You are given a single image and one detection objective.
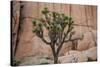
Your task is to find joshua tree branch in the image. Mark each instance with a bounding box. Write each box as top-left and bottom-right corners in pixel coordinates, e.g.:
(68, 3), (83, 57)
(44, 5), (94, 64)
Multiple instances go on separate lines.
(56, 22), (72, 54)
(41, 37), (51, 45)
(56, 32), (68, 55)
(36, 28), (51, 45)
(64, 37), (82, 42)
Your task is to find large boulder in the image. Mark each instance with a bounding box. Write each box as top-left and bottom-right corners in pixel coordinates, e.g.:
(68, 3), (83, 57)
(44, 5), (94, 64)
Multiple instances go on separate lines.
(76, 29), (97, 51)
(58, 55), (75, 63)
(82, 47), (97, 61)
(31, 36), (53, 59)
(15, 2), (45, 59)
(58, 50), (88, 63)
(59, 42), (73, 56)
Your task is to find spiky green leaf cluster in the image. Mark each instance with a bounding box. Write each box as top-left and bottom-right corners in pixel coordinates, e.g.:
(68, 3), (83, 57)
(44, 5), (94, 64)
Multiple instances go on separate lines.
(32, 7), (74, 35)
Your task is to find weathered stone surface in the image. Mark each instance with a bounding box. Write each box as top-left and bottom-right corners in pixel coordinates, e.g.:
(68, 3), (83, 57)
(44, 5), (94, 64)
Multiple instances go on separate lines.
(15, 2), (53, 60)
(58, 55), (75, 63)
(65, 50), (82, 56)
(58, 50), (88, 63)
(31, 36), (53, 59)
(20, 56), (53, 65)
(75, 28), (97, 51)
(59, 42), (72, 56)
(82, 47), (97, 61)
(15, 18), (35, 59)
(11, 1), (20, 57)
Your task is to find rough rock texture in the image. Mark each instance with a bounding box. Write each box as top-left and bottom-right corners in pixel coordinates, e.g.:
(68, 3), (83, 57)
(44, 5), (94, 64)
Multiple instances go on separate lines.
(15, 2), (51, 60)
(31, 36), (53, 59)
(65, 50), (82, 56)
(59, 42), (72, 56)
(58, 50), (88, 63)
(20, 56), (53, 65)
(82, 47), (97, 61)
(11, 1), (20, 57)
(77, 29), (97, 51)
(58, 55), (76, 63)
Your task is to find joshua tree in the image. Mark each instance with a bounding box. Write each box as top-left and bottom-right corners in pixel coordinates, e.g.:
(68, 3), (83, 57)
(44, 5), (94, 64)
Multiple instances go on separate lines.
(32, 7), (83, 64)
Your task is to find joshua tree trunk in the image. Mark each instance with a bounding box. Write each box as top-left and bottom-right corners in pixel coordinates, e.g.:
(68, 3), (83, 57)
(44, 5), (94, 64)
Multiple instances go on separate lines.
(54, 54), (58, 64)
(50, 45), (58, 64)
